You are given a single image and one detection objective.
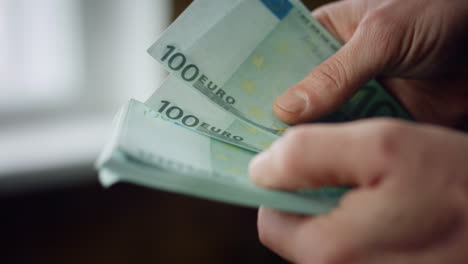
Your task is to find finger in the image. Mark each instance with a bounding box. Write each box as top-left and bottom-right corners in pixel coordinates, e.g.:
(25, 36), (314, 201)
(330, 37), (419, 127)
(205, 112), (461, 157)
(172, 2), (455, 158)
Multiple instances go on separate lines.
(257, 207), (309, 261)
(312, 0), (363, 43)
(274, 11), (391, 124)
(249, 119), (410, 191)
(258, 189), (382, 263)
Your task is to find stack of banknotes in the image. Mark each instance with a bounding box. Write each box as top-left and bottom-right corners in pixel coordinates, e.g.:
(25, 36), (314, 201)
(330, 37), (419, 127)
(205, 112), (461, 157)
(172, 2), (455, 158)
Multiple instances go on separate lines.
(96, 0), (410, 215)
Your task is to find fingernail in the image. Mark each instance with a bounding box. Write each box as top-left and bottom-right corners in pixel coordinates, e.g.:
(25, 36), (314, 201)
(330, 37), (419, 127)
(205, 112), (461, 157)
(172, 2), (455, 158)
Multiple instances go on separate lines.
(249, 150), (272, 185)
(276, 90), (307, 114)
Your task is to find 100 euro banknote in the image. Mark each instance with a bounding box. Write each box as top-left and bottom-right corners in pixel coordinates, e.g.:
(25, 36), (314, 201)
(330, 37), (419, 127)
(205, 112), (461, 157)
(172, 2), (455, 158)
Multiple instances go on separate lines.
(146, 75), (279, 152)
(148, 0), (411, 135)
(97, 99), (347, 214)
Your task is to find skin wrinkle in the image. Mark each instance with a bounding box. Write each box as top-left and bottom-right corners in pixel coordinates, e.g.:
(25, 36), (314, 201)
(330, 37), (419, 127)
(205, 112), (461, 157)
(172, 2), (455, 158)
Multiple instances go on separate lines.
(388, 13), (417, 76)
(313, 58), (349, 102)
(392, 1), (434, 74)
(359, 12), (398, 73)
(404, 16), (440, 78)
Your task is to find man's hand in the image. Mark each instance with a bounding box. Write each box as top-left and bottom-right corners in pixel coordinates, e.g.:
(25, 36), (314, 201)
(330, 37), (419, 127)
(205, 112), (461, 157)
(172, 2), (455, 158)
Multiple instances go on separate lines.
(249, 0), (468, 262)
(249, 119), (468, 263)
(273, 0), (468, 128)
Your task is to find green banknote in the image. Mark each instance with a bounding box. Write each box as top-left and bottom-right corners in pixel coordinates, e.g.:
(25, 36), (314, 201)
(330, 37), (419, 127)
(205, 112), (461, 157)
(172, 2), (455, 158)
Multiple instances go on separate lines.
(97, 99), (346, 215)
(97, 0), (417, 214)
(148, 0), (411, 135)
(146, 75), (279, 152)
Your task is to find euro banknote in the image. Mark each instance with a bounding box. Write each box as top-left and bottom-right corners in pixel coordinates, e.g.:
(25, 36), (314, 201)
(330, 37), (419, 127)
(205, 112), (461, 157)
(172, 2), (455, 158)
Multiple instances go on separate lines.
(148, 0), (411, 135)
(97, 99), (347, 215)
(145, 75), (279, 152)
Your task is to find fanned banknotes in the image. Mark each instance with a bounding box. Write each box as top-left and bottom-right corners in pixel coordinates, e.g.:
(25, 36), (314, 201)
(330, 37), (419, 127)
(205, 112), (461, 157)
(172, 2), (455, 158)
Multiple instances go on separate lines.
(145, 75), (279, 152)
(148, 0), (410, 136)
(97, 100), (346, 214)
(97, 0), (411, 214)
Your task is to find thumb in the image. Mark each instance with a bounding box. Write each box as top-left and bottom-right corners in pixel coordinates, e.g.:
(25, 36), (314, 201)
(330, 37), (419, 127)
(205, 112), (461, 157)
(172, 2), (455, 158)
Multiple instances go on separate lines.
(274, 16), (389, 124)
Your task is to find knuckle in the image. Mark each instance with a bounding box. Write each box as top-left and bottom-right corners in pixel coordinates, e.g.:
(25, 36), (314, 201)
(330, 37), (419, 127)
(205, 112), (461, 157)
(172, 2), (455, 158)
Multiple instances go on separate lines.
(368, 119), (408, 168)
(361, 7), (394, 31)
(274, 126), (310, 182)
(348, 5), (405, 72)
(360, 6), (402, 47)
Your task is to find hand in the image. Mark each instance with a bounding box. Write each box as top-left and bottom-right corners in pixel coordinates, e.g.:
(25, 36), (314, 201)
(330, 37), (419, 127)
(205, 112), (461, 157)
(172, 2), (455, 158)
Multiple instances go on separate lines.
(274, 0), (468, 128)
(249, 119), (468, 263)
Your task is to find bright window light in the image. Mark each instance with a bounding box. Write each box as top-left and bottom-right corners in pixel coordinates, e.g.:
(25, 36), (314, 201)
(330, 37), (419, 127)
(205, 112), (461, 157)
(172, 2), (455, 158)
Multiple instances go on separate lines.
(0, 0), (171, 186)
(0, 0), (82, 114)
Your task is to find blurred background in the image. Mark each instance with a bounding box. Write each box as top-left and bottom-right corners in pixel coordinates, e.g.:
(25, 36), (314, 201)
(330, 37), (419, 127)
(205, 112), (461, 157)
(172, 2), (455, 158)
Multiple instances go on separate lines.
(1, 0), (328, 263)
